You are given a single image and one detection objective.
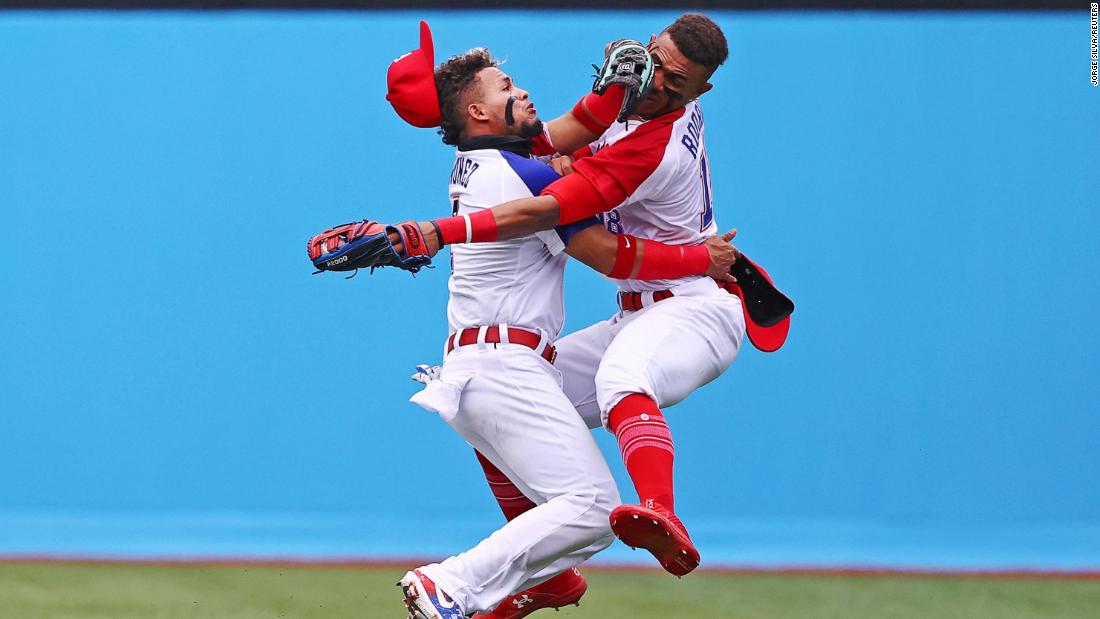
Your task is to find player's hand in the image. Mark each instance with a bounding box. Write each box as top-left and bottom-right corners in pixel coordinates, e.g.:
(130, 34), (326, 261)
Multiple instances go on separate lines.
(549, 155), (576, 177)
(388, 222), (441, 258)
(308, 220), (431, 275)
(603, 38), (639, 58)
(593, 39), (654, 122)
(703, 229), (740, 282)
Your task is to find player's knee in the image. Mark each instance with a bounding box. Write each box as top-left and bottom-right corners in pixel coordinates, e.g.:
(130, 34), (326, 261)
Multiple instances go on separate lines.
(568, 483), (615, 518)
(564, 483), (618, 539)
(588, 529), (617, 555)
(581, 486), (618, 553)
(591, 480), (620, 520)
(594, 361), (653, 415)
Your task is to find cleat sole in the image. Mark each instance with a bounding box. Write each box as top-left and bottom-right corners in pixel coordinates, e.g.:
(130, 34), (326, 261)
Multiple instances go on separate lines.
(470, 569), (586, 618)
(610, 505), (700, 577)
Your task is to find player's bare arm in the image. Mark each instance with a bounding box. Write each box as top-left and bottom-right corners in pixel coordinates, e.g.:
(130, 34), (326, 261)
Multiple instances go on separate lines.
(541, 89), (624, 154)
(407, 111), (675, 256)
(374, 18), (745, 291)
(543, 114), (599, 155)
(400, 194), (559, 257)
(541, 39), (656, 155)
(407, 33), (717, 257)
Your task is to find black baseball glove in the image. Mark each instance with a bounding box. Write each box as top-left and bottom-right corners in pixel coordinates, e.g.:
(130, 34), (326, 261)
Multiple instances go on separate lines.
(592, 39), (655, 123)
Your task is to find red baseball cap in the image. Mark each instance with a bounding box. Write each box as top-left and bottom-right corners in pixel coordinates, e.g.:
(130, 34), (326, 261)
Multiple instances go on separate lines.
(386, 20), (441, 128)
(726, 256), (792, 353)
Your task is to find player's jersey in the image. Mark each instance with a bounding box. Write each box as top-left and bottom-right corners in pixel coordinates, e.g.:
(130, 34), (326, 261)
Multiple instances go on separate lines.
(578, 100), (718, 293)
(446, 136), (590, 341)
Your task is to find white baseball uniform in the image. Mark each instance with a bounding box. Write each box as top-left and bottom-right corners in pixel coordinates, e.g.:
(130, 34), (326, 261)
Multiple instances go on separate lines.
(409, 136), (618, 614)
(556, 101), (747, 429)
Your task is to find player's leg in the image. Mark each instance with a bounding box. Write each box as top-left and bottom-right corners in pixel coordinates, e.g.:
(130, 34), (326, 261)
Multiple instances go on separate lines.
(467, 439), (613, 584)
(595, 284), (745, 575)
(468, 442), (600, 619)
(554, 317), (618, 429)
(470, 318), (616, 526)
(467, 451), (592, 619)
(598, 285), (745, 415)
(475, 449), (538, 520)
(415, 347), (619, 614)
(465, 321), (616, 618)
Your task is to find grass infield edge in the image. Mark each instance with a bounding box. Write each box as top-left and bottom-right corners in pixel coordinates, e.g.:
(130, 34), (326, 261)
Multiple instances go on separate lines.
(2, 553), (1098, 581)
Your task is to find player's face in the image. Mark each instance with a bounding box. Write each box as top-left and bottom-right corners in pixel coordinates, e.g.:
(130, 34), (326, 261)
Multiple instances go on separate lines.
(635, 32), (714, 120)
(471, 67), (543, 138)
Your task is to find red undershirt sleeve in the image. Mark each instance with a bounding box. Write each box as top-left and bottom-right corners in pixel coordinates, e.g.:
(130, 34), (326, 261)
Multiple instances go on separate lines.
(540, 107), (685, 224)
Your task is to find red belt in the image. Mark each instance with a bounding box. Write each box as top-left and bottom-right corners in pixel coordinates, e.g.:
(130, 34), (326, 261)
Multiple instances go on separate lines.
(617, 289), (675, 312)
(446, 326), (557, 364)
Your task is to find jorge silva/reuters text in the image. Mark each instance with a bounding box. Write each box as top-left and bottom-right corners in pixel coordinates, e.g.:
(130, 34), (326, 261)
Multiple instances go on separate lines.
(1092, 3), (1098, 86)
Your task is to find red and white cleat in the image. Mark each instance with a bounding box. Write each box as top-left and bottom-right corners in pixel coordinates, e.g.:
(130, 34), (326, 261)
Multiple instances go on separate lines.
(471, 567), (587, 618)
(397, 569), (466, 619)
(610, 504), (700, 576)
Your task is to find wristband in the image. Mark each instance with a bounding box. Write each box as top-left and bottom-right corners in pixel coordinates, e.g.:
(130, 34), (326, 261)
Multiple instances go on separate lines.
(608, 234), (639, 279)
(572, 84), (627, 134)
(636, 242), (711, 280)
(432, 209), (499, 245)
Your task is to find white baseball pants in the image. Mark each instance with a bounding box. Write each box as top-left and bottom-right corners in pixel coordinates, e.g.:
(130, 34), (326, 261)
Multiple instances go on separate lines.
(410, 344), (619, 614)
(555, 277), (747, 430)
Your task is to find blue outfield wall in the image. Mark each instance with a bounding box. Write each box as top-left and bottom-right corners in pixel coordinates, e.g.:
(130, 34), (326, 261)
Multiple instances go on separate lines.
(1, 10), (1098, 570)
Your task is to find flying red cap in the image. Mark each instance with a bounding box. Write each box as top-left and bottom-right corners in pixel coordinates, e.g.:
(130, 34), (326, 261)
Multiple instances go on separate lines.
(726, 256), (792, 353)
(386, 20), (441, 128)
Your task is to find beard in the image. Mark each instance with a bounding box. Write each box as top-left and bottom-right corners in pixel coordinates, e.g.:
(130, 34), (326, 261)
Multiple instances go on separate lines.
(518, 118), (544, 139)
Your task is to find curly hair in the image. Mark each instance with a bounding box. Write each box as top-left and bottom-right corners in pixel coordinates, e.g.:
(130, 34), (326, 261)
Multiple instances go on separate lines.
(434, 48), (499, 146)
(664, 13), (728, 74)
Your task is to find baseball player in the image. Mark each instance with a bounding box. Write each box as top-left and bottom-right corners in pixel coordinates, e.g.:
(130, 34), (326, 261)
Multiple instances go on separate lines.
(392, 15), (789, 585)
(379, 23), (741, 619)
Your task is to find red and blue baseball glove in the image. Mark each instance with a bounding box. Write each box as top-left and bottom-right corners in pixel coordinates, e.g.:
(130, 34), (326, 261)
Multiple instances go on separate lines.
(307, 220), (432, 275)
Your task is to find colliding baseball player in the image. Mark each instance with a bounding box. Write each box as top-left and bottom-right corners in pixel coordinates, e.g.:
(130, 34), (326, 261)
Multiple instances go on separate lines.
(307, 14), (793, 619)
(310, 21), (741, 619)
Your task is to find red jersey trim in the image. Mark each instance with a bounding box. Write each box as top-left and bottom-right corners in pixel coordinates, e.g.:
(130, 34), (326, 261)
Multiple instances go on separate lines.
(542, 171), (609, 224)
(571, 107), (685, 210)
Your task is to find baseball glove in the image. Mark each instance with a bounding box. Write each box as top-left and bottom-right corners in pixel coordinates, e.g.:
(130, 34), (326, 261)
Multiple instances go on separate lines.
(307, 220), (432, 275)
(592, 39), (655, 123)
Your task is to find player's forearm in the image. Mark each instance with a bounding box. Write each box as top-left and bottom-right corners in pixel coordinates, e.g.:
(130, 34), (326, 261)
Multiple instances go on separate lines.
(490, 196), (562, 239)
(425, 196), (561, 251)
(566, 226), (711, 280)
(423, 168), (617, 254)
(544, 85), (628, 154)
(545, 114), (600, 156)
(563, 225), (618, 274)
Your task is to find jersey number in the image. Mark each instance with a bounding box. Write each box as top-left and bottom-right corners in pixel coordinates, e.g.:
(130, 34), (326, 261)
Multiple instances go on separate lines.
(699, 152), (714, 231)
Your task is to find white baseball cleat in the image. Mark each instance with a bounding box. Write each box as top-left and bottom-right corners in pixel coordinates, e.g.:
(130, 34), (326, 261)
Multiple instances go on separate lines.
(398, 569), (466, 619)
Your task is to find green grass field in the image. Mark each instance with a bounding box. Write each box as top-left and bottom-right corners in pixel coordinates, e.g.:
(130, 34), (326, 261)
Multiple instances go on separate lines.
(2, 561), (1099, 619)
